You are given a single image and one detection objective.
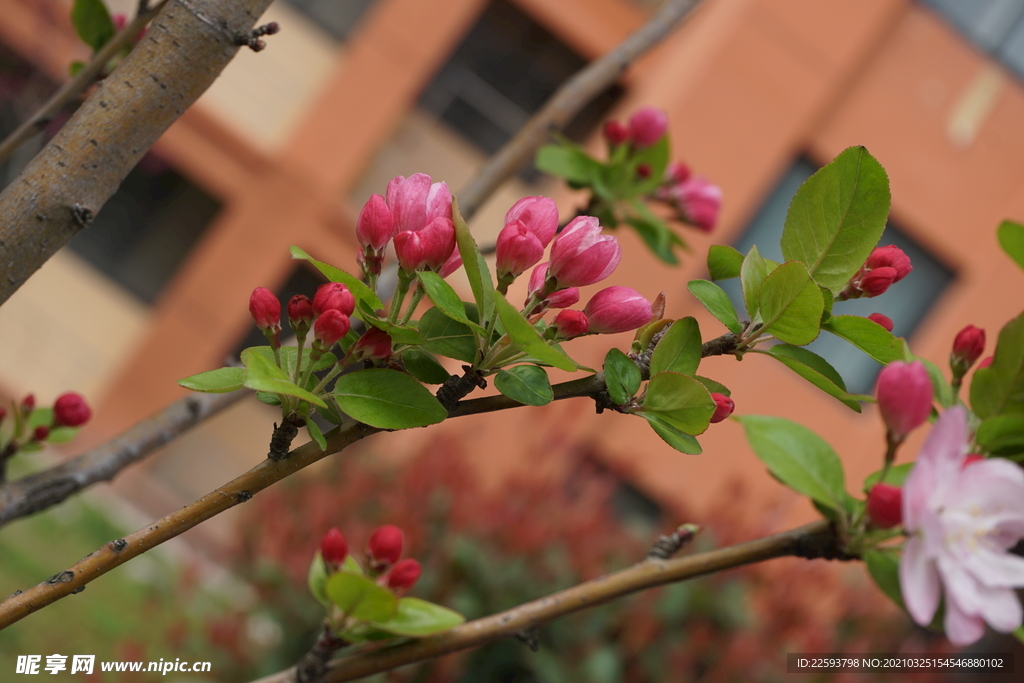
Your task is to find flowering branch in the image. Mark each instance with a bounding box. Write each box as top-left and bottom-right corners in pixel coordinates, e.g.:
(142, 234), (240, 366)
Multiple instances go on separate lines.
(248, 520), (841, 683)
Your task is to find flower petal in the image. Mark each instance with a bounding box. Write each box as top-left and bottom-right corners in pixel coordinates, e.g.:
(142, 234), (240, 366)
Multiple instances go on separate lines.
(944, 589), (987, 646)
(962, 545), (1024, 588)
(900, 536), (941, 626)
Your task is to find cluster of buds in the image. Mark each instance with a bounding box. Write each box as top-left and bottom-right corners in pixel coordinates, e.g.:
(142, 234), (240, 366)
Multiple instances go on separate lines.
(545, 286), (654, 340)
(318, 524), (422, 595)
(656, 165), (722, 233)
(838, 245), (913, 300)
(249, 283), (370, 361)
(0, 392), (92, 464)
(602, 106), (669, 149)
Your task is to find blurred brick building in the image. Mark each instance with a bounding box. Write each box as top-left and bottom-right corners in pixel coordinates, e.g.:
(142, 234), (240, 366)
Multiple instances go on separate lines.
(1, 0), (1023, 551)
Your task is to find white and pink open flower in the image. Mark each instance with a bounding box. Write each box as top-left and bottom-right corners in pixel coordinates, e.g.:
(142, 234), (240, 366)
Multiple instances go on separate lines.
(899, 406), (1024, 645)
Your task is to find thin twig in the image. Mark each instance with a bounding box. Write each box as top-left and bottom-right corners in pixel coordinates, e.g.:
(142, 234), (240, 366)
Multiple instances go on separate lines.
(249, 520), (841, 683)
(0, 390), (243, 527)
(456, 0), (702, 218)
(0, 0), (170, 165)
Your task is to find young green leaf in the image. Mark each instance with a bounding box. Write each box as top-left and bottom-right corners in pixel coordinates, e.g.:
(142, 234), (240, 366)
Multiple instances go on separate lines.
(240, 348), (327, 408)
(695, 375), (731, 397)
(178, 366), (246, 393)
(740, 245), (771, 320)
(997, 220), (1024, 272)
(629, 136), (670, 194)
(534, 144), (602, 184)
(640, 412), (703, 454)
(290, 246), (383, 311)
(369, 597), (465, 637)
(332, 369), (448, 429)
(401, 349), (452, 384)
(650, 317), (702, 377)
(358, 303), (426, 346)
(452, 199), (495, 327)
(625, 213), (678, 265)
(325, 572), (398, 622)
(971, 310), (1024, 419)
(757, 261), (823, 345)
(640, 371), (716, 435)
(418, 307), (478, 363)
(821, 315), (903, 364)
(72, 0), (115, 52)
(686, 280), (742, 335)
(416, 271), (481, 330)
(494, 293), (576, 372)
(307, 552), (329, 606)
(707, 245), (744, 280)
(780, 146), (891, 292)
(306, 417), (327, 451)
(735, 415), (847, 515)
(862, 462), (915, 492)
(863, 549), (905, 609)
(752, 347), (862, 413)
(976, 415), (1024, 456)
(494, 365), (553, 406)
(603, 348), (642, 405)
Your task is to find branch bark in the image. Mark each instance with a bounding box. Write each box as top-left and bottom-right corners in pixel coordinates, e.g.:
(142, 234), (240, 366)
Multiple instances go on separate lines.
(0, 0), (275, 307)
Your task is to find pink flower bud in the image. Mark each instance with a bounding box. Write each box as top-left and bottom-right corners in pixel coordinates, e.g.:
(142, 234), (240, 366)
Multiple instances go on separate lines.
(53, 392), (91, 427)
(867, 313), (894, 332)
(112, 13), (127, 31)
(314, 310), (350, 347)
(951, 325), (985, 367)
(351, 328), (392, 361)
(628, 107), (668, 148)
(438, 250), (463, 278)
(394, 217), (457, 273)
(320, 527), (349, 569)
(876, 361), (933, 440)
(676, 177), (722, 232)
(21, 394), (35, 414)
(385, 174), (451, 234)
(603, 120), (630, 145)
(313, 283), (355, 317)
(858, 267), (897, 297)
(582, 286), (652, 334)
(356, 194), (395, 251)
(33, 425), (49, 441)
(249, 287), (281, 330)
(496, 220), (545, 278)
(666, 161), (691, 184)
(288, 295), (314, 327)
(709, 393), (735, 423)
(866, 483), (903, 528)
(526, 264), (580, 309)
(548, 216), (621, 288)
(550, 310), (589, 339)
(505, 196), (559, 247)
(866, 245), (912, 283)
(367, 525), (404, 569)
(978, 356), (993, 369)
(385, 559), (422, 593)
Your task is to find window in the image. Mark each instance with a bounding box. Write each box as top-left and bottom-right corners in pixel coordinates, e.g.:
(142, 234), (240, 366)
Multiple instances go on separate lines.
(282, 0), (376, 41)
(719, 160), (954, 395)
(920, 0), (1024, 79)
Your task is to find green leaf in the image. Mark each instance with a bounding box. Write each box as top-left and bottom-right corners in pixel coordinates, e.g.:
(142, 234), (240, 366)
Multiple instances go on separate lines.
(976, 415), (1024, 456)
(332, 368), (447, 429)
(997, 220), (1024, 272)
(780, 146), (891, 292)
(494, 365), (553, 406)
(315, 397), (347, 425)
(255, 391), (282, 406)
(686, 280), (742, 335)
(69, 60), (86, 77)
(863, 462), (914, 492)
(640, 371), (716, 435)
(650, 317), (702, 377)
(494, 293), (576, 372)
(707, 245), (744, 280)
(640, 412), (703, 454)
(46, 427), (79, 444)
(913, 356), (955, 409)
(27, 408), (54, 430)
(178, 366), (245, 393)
(240, 348), (327, 408)
(325, 572), (398, 622)
(740, 245), (771, 320)
(695, 375), (730, 397)
(249, 346), (337, 378)
(736, 415), (847, 514)
(753, 347), (862, 412)
(534, 143), (602, 184)
(369, 597), (465, 637)
(416, 271), (480, 330)
(307, 552), (329, 606)
(401, 349), (452, 384)
(628, 136), (670, 194)
(971, 310), (1024, 419)
(757, 261), (823, 345)
(452, 199), (495, 327)
(290, 246), (383, 311)
(358, 304), (426, 346)
(863, 549), (905, 610)
(418, 307), (478, 363)
(821, 315), (903, 364)
(625, 213), (679, 265)
(603, 348), (642, 405)
(306, 417), (327, 450)
(72, 0), (115, 52)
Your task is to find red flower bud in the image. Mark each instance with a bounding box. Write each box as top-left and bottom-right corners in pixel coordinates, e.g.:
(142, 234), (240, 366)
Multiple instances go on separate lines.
(385, 558), (421, 593)
(963, 453), (986, 468)
(548, 217), (621, 288)
(356, 194), (396, 251)
(602, 120), (630, 146)
(582, 286), (653, 335)
(320, 527), (349, 569)
(249, 287), (281, 330)
(866, 245), (912, 282)
(951, 325), (985, 368)
(628, 106), (668, 148)
(351, 328), (392, 362)
(0, 407), (6, 422)
(709, 393), (735, 423)
(858, 267), (898, 297)
(313, 283), (355, 317)
(666, 161), (691, 184)
(866, 483), (903, 528)
(636, 163), (652, 180)
(313, 310), (350, 347)
(367, 525), (404, 569)
(53, 392), (91, 427)
(33, 425), (49, 441)
(550, 310), (590, 339)
(867, 313), (894, 332)
(876, 361), (933, 440)
(495, 220), (544, 279)
(394, 217), (457, 273)
(20, 394), (35, 414)
(505, 196), (559, 247)
(288, 295), (314, 327)
(526, 263), (579, 309)
(978, 356), (994, 369)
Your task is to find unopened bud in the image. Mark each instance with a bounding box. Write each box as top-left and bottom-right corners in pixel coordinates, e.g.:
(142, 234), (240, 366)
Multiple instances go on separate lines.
(384, 558), (422, 593)
(859, 267), (897, 297)
(866, 245), (912, 282)
(549, 310), (590, 340)
(978, 356), (994, 369)
(288, 294), (314, 330)
(867, 313), (894, 332)
(350, 328), (392, 362)
(582, 286), (652, 334)
(636, 163), (652, 180)
(866, 483), (902, 528)
(33, 425), (49, 442)
(876, 361), (933, 441)
(249, 287), (281, 330)
(603, 120), (629, 146)
(709, 393), (734, 423)
(666, 161), (691, 184)
(53, 392), (91, 427)
(367, 525), (403, 570)
(950, 325), (985, 372)
(21, 394), (35, 414)
(314, 310), (350, 347)
(628, 107), (668, 148)
(356, 194), (395, 251)
(313, 283), (355, 317)
(320, 527), (349, 570)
